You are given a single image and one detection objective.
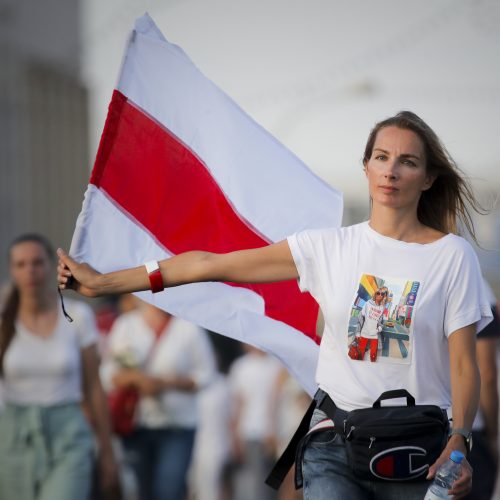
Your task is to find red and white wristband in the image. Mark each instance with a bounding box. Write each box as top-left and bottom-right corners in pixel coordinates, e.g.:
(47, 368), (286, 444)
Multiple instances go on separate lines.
(145, 260), (164, 293)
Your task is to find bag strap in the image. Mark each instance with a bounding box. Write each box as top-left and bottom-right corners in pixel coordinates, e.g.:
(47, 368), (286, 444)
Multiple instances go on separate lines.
(373, 389), (415, 408)
(265, 397), (316, 490)
(265, 389), (348, 490)
(143, 315), (172, 367)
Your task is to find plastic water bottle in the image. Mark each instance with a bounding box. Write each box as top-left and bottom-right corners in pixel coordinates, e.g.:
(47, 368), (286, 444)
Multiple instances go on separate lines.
(424, 450), (464, 499)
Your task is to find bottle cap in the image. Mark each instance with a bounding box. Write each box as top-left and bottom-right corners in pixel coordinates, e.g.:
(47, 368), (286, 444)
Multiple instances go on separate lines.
(450, 450), (465, 464)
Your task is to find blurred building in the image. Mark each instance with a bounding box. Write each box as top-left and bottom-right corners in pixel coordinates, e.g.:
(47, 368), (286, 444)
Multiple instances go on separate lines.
(0, 0), (89, 280)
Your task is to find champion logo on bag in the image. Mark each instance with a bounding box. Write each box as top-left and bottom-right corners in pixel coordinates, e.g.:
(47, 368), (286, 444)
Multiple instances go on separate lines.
(369, 446), (429, 481)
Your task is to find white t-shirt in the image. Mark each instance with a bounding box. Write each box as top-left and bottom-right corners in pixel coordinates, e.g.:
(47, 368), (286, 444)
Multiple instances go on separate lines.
(288, 221), (492, 413)
(2, 299), (98, 406)
(101, 311), (215, 429)
(229, 352), (282, 440)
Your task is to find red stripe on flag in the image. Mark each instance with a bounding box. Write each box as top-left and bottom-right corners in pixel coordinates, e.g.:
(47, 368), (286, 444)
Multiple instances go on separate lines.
(90, 90), (319, 342)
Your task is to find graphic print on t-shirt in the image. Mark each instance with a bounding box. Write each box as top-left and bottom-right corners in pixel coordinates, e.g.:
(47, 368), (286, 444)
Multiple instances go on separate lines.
(347, 274), (420, 364)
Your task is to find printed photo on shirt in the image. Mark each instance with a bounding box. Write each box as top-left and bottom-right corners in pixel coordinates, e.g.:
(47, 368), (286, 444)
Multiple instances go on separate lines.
(347, 274), (420, 364)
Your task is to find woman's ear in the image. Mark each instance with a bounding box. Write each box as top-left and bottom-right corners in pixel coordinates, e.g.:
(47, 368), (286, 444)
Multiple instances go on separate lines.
(422, 174), (436, 191)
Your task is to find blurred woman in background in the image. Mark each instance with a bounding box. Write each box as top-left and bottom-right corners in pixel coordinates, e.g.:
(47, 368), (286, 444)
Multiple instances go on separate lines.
(0, 234), (118, 500)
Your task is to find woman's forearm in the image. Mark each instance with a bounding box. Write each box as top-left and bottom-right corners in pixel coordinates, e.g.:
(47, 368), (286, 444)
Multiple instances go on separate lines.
(476, 338), (499, 440)
(449, 325), (480, 432)
(59, 241), (297, 298)
(81, 346), (115, 457)
(89, 383), (115, 457)
(450, 357), (480, 431)
(95, 251), (213, 295)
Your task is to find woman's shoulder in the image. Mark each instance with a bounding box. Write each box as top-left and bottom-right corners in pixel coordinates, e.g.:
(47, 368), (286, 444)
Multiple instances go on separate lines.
(59, 298), (99, 347)
(109, 309), (143, 331)
(63, 297), (92, 313)
(437, 232), (476, 254)
(295, 222), (365, 241)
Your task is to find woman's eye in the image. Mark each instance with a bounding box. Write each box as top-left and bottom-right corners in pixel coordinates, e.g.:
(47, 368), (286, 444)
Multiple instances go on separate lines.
(375, 155), (387, 160)
(402, 159), (416, 167)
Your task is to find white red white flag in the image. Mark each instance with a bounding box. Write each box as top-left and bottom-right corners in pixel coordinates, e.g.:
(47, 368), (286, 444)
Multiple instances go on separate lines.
(70, 14), (343, 396)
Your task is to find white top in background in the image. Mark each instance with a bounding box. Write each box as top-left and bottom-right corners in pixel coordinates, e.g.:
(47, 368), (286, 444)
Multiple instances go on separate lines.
(229, 351), (282, 440)
(101, 311), (216, 429)
(3, 299), (98, 406)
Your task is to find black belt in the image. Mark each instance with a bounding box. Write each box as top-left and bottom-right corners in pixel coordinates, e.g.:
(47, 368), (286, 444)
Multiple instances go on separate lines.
(265, 389), (347, 490)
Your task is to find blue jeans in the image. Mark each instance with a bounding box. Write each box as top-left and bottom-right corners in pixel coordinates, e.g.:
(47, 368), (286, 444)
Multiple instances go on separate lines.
(301, 409), (430, 500)
(123, 427), (195, 500)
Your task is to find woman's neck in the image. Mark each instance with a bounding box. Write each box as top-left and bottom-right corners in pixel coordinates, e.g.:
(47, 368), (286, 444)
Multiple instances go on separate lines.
(369, 205), (444, 244)
(18, 290), (57, 317)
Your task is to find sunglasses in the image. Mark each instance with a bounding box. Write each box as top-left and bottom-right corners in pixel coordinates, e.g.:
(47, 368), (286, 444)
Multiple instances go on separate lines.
(375, 291), (387, 296)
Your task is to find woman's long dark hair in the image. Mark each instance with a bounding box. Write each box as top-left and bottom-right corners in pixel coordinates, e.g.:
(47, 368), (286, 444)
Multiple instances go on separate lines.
(363, 111), (484, 242)
(0, 234), (55, 376)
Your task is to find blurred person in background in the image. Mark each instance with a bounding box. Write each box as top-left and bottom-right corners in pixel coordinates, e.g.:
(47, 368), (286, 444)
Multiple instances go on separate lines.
(228, 345), (281, 500)
(465, 280), (500, 500)
(101, 301), (215, 500)
(0, 234), (118, 500)
(189, 339), (233, 500)
(91, 293), (141, 500)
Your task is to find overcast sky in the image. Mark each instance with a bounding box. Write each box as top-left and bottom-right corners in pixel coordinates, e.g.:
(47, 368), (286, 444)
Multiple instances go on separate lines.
(81, 0), (500, 202)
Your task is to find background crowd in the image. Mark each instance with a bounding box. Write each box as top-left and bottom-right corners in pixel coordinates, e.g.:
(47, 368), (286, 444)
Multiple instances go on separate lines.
(94, 293), (309, 500)
(0, 232), (499, 500)
(0, 234), (310, 500)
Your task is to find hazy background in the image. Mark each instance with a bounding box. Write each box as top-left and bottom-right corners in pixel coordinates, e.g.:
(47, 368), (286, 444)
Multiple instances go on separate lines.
(1, 0), (499, 288)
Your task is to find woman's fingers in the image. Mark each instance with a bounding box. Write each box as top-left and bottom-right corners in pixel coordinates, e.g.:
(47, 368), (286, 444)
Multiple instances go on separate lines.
(57, 248), (76, 270)
(57, 263), (72, 278)
(57, 263), (72, 289)
(427, 450), (448, 479)
(449, 459), (472, 499)
(56, 249), (78, 290)
(56, 250), (101, 297)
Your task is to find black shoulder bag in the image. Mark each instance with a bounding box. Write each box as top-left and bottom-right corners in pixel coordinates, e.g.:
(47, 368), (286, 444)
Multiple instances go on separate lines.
(266, 388), (449, 489)
(341, 389), (449, 481)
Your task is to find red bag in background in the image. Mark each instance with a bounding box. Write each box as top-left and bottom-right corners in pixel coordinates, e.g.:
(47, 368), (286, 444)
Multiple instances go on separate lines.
(108, 387), (140, 436)
(107, 317), (168, 436)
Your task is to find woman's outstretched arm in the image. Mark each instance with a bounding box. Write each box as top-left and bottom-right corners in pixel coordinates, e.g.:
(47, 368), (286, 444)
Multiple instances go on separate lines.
(57, 240), (298, 298)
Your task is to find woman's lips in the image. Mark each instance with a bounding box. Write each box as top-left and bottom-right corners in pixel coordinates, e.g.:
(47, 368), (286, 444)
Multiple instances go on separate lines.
(379, 185), (398, 193)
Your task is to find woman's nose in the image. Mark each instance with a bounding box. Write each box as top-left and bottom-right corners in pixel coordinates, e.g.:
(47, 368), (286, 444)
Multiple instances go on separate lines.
(383, 159), (398, 179)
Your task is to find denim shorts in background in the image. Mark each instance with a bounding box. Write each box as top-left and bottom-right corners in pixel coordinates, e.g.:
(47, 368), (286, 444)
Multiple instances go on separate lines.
(0, 403), (93, 500)
(301, 408), (430, 500)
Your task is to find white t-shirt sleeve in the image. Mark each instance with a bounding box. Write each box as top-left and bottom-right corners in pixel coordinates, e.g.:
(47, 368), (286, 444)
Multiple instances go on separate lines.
(444, 240), (493, 337)
(287, 229), (324, 297)
(72, 301), (99, 349)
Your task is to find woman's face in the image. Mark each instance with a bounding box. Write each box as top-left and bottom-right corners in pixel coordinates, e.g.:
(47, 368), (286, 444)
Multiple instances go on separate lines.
(10, 241), (53, 295)
(374, 289), (386, 305)
(364, 126), (435, 211)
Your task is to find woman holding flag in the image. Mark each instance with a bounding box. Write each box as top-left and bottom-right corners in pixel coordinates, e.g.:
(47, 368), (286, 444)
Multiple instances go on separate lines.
(58, 111), (491, 499)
